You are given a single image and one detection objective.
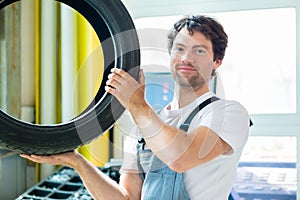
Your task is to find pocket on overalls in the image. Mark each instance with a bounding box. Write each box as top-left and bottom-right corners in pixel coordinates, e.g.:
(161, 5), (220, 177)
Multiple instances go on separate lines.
(173, 172), (190, 200)
(137, 141), (165, 175)
(142, 169), (190, 200)
(142, 168), (176, 200)
(137, 143), (190, 200)
(137, 149), (154, 174)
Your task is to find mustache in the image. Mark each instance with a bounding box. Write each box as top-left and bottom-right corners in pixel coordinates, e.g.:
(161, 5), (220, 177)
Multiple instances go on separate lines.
(175, 63), (196, 69)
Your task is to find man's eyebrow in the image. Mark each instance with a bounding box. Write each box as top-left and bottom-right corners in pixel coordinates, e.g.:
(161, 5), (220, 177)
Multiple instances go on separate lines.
(193, 44), (209, 50)
(173, 43), (186, 47)
(173, 43), (209, 50)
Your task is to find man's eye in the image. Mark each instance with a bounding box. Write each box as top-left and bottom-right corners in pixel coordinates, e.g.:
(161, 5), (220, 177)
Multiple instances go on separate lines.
(175, 47), (184, 52)
(195, 49), (206, 55)
(171, 47), (184, 56)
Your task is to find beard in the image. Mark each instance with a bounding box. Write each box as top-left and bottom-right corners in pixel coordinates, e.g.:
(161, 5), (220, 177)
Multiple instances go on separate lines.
(171, 63), (210, 91)
(172, 69), (207, 91)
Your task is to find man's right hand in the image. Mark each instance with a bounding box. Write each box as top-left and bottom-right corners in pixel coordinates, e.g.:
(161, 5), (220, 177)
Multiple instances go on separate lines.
(20, 150), (79, 168)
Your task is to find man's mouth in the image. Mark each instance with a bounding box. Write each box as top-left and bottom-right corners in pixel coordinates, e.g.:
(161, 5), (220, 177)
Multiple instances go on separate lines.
(176, 64), (197, 72)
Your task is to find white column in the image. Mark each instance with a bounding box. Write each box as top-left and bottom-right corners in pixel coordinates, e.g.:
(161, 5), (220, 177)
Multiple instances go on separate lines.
(61, 4), (77, 123)
(40, 0), (57, 180)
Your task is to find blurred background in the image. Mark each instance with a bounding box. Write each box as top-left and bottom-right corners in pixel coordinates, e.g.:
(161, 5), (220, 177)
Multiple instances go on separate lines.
(0, 0), (299, 199)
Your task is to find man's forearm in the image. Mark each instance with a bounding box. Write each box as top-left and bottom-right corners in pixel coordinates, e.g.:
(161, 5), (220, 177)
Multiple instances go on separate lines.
(129, 102), (190, 165)
(72, 153), (129, 200)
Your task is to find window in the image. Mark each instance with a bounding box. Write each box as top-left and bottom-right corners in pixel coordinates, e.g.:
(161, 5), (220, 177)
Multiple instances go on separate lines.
(215, 8), (296, 115)
(134, 6), (298, 163)
(135, 8), (297, 115)
(131, 3), (299, 198)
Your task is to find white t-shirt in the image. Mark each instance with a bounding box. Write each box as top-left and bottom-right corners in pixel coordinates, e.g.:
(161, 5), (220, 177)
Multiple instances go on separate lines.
(121, 92), (250, 199)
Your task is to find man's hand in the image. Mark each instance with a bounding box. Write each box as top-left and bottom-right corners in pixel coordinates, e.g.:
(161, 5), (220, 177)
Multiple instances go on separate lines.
(105, 68), (146, 113)
(21, 150), (141, 200)
(20, 150), (78, 168)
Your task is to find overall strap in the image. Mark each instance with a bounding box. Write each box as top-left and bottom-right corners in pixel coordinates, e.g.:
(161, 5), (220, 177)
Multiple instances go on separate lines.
(179, 96), (220, 132)
(138, 97), (219, 200)
(137, 96), (220, 147)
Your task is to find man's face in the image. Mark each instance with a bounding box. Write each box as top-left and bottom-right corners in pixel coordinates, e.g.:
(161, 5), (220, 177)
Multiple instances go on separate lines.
(170, 28), (216, 91)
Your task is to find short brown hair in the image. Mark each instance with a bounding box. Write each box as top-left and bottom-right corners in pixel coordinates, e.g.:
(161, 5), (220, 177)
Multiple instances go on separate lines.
(168, 15), (228, 61)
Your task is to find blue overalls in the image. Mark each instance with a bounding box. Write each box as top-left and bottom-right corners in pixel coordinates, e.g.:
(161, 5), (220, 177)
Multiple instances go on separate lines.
(137, 140), (190, 200)
(136, 97), (220, 200)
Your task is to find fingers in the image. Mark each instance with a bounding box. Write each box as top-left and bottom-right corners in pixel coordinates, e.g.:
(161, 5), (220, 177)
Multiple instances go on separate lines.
(139, 69), (145, 86)
(105, 68), (145, 103)
(105, 68), (136, 93)
(19, 153), (29, 159)
(107, 68), (144, 84)
(105, 68), (125, 92)
(20, 154), (47, 163)
(107, 70), (124, 84)
(108, 68), (129, 85)
(110, 68), (129, 78)
(106, 78), (120, 90)
(20, 151), (77, 167)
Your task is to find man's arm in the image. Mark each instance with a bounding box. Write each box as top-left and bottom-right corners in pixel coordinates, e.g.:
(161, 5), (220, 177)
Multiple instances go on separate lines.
(105, 68), (231, 172)
(123, 102), (231, 172)
(20, 151), (142, 200)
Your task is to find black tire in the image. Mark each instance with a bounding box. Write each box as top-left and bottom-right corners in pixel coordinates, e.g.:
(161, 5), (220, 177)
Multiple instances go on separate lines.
(0, 0), (140, 154)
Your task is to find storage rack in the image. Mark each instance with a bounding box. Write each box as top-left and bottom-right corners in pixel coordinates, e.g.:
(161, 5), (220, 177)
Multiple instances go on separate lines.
(16, 162), (297, 200)
(16, 166), (120, 200)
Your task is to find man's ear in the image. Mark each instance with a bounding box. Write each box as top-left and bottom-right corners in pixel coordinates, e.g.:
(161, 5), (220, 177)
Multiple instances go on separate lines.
(214, 58), (223, 69)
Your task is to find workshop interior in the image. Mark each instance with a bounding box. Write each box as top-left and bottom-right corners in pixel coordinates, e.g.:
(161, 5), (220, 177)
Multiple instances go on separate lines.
(0, 0), (299, 199)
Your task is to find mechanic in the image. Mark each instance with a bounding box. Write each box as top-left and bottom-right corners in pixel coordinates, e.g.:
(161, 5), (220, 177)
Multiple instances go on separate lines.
(21, 14), (250, 199)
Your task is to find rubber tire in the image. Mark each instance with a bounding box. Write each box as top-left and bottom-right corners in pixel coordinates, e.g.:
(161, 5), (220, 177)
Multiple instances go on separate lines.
(0, 0), (140, 154)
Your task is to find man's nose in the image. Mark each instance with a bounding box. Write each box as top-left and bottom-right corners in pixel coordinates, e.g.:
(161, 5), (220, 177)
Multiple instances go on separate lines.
(180, 51), (194, 63)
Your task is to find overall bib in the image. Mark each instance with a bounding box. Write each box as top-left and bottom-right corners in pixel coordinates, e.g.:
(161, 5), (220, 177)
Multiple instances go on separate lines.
(137, 97), (220, 200)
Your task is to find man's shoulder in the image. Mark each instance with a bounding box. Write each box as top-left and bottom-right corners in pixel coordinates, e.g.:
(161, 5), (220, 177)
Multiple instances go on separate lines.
(212, 98), (248, 114)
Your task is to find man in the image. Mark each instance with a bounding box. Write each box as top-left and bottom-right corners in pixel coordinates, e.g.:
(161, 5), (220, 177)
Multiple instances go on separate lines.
(21, 15), (249, 199)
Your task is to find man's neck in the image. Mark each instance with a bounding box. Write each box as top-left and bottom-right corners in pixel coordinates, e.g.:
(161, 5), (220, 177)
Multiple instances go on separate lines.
(176, 85), (210, 108)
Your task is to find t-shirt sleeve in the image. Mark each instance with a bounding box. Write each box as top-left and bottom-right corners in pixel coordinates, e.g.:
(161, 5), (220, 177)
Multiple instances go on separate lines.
(198, 100), (250, 153)
(114, 111), (141, 173)
(119, 135), (140, 173)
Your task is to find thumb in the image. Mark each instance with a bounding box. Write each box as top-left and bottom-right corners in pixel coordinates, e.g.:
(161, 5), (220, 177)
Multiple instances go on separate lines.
(139, 69), (145, 87)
